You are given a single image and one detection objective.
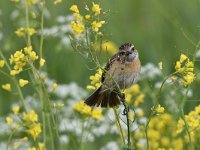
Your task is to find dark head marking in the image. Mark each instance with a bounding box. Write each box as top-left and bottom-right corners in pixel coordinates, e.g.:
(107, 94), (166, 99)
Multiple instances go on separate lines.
(119, 43), (134, 51)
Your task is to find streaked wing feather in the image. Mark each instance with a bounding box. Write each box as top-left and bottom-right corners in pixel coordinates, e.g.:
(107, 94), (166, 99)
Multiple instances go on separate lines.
(101, 53), (119, 82)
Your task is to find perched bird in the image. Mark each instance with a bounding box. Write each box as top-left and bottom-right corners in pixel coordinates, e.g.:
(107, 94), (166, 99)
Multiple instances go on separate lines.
(85, 43), (141, 107)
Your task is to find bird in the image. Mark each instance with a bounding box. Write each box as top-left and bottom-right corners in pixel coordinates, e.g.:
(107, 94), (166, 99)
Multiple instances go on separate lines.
(85, 43), (141, 107)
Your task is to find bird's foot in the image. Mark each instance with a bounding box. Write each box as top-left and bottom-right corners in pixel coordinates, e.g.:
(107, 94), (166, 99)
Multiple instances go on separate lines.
(122, 106), (129, 115)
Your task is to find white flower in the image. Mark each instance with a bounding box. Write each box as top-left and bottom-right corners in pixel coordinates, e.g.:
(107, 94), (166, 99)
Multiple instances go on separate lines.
(100, 141), (119, 150)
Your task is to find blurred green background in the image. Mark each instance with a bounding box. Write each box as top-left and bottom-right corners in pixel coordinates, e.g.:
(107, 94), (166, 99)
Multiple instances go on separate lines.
(0, 0), (200, 115)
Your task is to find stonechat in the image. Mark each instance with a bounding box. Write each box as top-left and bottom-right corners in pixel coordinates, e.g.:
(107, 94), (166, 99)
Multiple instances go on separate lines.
(85, 43), (141, 107)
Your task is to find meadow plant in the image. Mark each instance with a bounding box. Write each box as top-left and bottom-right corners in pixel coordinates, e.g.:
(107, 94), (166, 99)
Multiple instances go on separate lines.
(0, 1), (200, 150)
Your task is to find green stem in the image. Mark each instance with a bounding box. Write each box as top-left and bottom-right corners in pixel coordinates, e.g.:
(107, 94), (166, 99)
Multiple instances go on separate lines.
(42, 112), (46, 146)
(6, 128), (17, 150)
(179, 88), (193, 150)
(25, 1), (31, 46)
(144, 112), (153, 150)
(39, 0), (45, 61)
(47, 113), (55, 150)
(113, 108), (125, 145)
(31, 64), (63, 149)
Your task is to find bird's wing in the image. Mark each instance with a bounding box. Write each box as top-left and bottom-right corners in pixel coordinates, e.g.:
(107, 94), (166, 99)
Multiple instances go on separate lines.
(101, 53), (120, 83)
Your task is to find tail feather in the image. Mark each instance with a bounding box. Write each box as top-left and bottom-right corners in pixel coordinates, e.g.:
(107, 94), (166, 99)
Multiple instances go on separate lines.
(85, 86), (120, 107)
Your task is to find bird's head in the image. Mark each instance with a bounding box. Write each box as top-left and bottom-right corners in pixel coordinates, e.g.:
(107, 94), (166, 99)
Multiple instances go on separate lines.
(119, 43), (139, 62)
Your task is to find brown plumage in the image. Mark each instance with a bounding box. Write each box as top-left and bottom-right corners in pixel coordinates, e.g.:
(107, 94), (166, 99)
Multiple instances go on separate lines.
(85, 43), (141, 107)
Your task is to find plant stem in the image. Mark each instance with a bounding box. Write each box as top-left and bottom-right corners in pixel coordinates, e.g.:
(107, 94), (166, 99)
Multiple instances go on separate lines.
(47, 113), (55, 150)
(113, 108), (125, 145)
(39, 0), (45, 61)
(179, 88), (193, 150)
(25, 0), (31, 46)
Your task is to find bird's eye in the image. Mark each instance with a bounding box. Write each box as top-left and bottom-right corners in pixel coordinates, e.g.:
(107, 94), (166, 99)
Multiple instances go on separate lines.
(131, 47), (135, 51)
(120, 51), (125, 55)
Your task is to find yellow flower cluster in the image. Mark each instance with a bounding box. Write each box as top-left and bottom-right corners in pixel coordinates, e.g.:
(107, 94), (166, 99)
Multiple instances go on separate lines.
(15, 27), (37, 37)
(176, 105), (200, 143)
(152, 104), (165, 114)
(148, 113), (183, 150)
(86, 68), (102, 91)
(92, 2), (101, 16)
(175, 54), (195, 87)
(124, 84), (145, 107)
(70, 5), (85, 34)
(9, 45), (38, 76)
(73, 100), (103, 120)
(6, 108), (44, 149)
(70, 3), (105, 35)
(91, 21), (105, 32)
(23, 110), (42, 140)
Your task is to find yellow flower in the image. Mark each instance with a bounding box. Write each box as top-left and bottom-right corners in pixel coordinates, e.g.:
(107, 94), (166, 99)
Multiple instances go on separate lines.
(101, 41), (118, 54)
(12, 105), (20, 115)
(54, 0), (62, 5)
(26, 123), (42, 140)
(27, 147), (36, 150)
(155, 104), (165, 113)
(128, 84), (140, 95)
(175, 54), (195, 86)
(175, 61), (181, 70)
(82, 105), (92, 115)
(10, 70), (19, 76)
(158, 61), (163, 70)
(70, 21), (85, 34)
(15, 27), (25, 37)
(92, 2), (101, 16)
(27, 27), (36, 36)
(29, 51), (39, 61)
(0, 60), (5, 68)
(20, 136), (28, 142)
(19, 79), (29, 87)
(73, 100), (84, 112)
(52, 83), (58, 91)
(26, 0), (37, 6)
(40, 58), (45, 67)
(23, 110), (38, 122)
(180, 54), (187, 63)
(86, 85), (96, 90)
(137, 109), (144, 117)
(73, 13), (83, 22)
(125, 93), (132, 103)
(24, 45), (32, 54)
(182, 73), (195, 87)
(85, 15), (91, 20)
(38, 143), (45, 150)
(134, 94), (144, 107)
(70, 5), (79, 13)
(91, 21), (105, 32)
(6, 117), (13, 125)
(128, 111), (135, 120)
(91, 109), (102, 119)
(2, 83), (11, 91)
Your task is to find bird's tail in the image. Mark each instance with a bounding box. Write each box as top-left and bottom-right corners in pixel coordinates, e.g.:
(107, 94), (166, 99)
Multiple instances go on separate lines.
(85, 86), (121, 107)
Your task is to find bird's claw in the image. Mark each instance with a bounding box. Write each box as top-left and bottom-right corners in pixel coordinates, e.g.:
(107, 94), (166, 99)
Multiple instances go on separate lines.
(122, 106), (129, 115)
